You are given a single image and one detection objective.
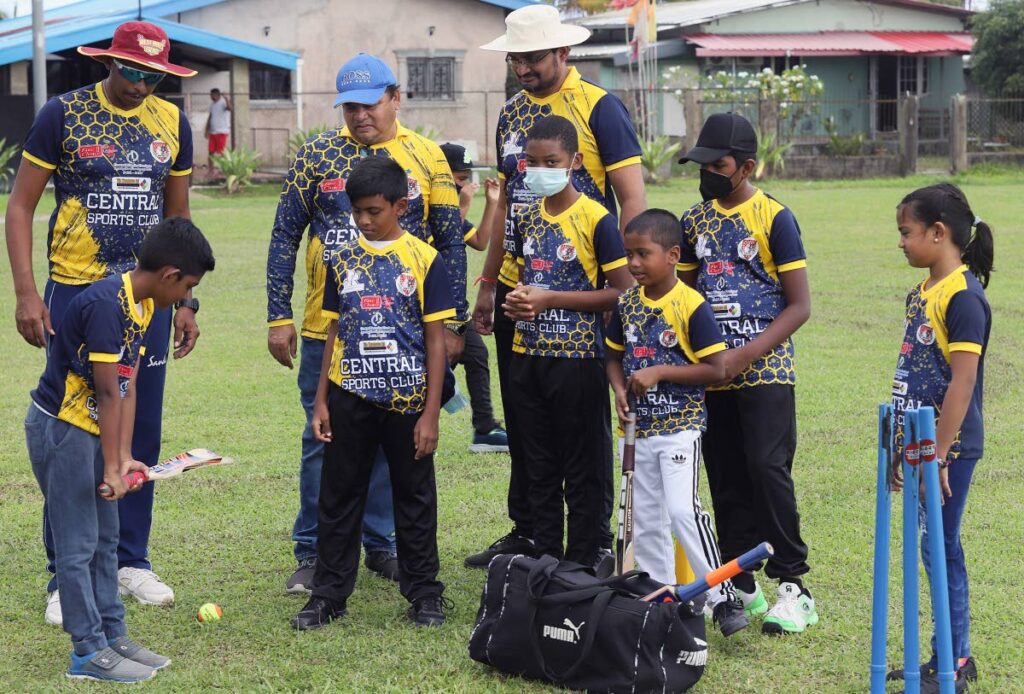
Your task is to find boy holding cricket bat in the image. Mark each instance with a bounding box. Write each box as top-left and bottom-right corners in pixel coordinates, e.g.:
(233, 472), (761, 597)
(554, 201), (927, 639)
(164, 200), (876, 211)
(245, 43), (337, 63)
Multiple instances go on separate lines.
(24, 218), (215, 682)
(605, 209), (749, 637)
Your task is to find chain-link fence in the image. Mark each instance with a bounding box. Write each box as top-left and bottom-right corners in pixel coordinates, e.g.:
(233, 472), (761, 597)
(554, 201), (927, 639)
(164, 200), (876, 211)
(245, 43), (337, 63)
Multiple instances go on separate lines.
(967, 98), (1024, 152)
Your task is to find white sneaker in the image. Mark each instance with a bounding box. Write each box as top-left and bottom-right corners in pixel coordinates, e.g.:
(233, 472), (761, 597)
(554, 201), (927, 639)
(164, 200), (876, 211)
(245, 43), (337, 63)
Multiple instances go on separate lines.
(45, 589), (63, 626)
(762, 581), (818, 635)
(735, 582), (769, 618)
(117, 568), (175, 606)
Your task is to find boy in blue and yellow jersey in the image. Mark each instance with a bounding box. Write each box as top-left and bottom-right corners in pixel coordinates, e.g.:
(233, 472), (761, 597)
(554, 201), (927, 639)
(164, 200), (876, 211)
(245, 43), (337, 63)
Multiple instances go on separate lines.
(266, 53), (468, 591)
(677, 113), (816, 635)
(605, 210), (749, 637)
(469, 3), (646, 569)
(5, 21), (198, 621)
(25, 218), (214, 682)
(292, 157), (454, 631)
(502, 116), (633, 566)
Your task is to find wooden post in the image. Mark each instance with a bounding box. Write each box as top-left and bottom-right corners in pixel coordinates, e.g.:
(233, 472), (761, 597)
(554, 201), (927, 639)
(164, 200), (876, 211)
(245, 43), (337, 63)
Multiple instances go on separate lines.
(899, 94), (918, 177)
(683, 89), (702, 153)
(229, 58), (251, 152)
(949, 94), (968, 174)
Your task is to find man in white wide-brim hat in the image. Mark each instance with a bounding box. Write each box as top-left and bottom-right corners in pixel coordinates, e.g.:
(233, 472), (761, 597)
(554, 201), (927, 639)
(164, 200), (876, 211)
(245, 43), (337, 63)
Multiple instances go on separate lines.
(466, 4), (646, 575)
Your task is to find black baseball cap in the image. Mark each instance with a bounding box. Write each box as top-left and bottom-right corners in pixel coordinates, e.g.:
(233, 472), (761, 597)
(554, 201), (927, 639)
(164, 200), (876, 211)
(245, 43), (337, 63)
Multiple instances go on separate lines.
(678, 112), (758, 164)
(440, 142), (473, 172)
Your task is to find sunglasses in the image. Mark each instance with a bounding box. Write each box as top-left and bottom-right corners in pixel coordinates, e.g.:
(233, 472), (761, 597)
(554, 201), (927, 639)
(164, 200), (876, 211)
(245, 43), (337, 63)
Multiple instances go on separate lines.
(505, 50), (553, 68)
(113, 59), (166, 86)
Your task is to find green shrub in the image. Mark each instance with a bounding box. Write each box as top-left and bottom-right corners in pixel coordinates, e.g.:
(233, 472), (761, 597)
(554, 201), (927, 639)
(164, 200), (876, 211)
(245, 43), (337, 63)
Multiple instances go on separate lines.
(210, 146), (262, 194)
(0, 137), (20, 190)
(754, 128), (791, 180)
(823, 116), (866, 156)
(640, 136), (682, 184)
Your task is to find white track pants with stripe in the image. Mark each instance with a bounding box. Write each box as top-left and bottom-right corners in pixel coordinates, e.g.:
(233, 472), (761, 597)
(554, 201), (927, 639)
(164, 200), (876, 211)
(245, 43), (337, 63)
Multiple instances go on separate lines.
(623, 429), (734, 606)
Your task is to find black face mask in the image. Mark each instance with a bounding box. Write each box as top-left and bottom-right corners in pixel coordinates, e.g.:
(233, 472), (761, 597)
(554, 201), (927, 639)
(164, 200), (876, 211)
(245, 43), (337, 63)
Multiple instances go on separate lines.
(699, 168), (738, 202)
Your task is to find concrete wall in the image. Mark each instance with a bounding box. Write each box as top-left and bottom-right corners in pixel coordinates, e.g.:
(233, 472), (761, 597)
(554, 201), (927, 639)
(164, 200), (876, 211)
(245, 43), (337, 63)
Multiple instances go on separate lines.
(707, 0), (966, 34)
(179, 0), (511, 164)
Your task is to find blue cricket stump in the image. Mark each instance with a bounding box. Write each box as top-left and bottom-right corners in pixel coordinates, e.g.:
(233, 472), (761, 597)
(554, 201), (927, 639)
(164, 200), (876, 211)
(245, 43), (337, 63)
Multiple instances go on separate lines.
(870, 405), (955, 694)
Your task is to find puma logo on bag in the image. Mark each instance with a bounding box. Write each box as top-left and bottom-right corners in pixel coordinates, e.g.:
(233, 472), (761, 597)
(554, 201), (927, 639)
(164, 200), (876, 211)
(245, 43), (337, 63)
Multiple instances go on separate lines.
(543, 618), (585, 644)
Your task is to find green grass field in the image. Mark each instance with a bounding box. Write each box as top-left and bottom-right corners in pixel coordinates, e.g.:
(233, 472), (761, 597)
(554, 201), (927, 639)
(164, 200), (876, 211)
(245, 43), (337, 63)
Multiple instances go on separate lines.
(1, 170), (1022, 693)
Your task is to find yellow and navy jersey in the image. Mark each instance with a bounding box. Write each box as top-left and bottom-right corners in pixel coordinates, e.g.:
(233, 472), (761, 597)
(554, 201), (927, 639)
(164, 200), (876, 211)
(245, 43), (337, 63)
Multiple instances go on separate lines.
(22, 84), (192, 285)
(322, 233), (455, 414)
(606, 282), (726, 437)
(267, 123), (466, 340)
(461, 218), (478, 243)
(511, 195), (626, 359)
(679, 189), (807, 390)
(495, 67), (641, 287)
(31, 273), (153, 436)
(893, 265), (990, 461)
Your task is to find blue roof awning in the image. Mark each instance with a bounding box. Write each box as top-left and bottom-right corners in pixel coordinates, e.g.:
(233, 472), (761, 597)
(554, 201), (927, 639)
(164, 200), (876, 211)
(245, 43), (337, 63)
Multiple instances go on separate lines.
(0, 0), (299, 70)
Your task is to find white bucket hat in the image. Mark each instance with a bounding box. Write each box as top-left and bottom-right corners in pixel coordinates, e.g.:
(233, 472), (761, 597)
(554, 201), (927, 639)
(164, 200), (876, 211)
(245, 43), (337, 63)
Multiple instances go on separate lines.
(480, 5), (591, 53)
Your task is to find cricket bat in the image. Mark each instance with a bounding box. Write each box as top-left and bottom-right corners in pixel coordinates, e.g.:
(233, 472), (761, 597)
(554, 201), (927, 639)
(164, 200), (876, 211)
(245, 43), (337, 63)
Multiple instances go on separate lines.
(98, 448), (233, 498)
(614, 402), (637, 575)
(641, 542), (774, 603)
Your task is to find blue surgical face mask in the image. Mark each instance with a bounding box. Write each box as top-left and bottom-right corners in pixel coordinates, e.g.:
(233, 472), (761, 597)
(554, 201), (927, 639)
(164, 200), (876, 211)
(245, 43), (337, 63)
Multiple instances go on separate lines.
(524, 160), (574, 197)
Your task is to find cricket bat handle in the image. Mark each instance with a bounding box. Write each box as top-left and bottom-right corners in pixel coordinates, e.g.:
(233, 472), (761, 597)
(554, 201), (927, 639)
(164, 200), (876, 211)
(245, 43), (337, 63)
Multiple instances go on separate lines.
(674, 542), (774, 603)
(97, 470), (148, 498)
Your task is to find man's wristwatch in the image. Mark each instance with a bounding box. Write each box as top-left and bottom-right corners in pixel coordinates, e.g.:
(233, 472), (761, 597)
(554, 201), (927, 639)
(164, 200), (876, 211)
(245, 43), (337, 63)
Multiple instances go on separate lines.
(175, 298), (200, 313)
(444, 321), (468, 337)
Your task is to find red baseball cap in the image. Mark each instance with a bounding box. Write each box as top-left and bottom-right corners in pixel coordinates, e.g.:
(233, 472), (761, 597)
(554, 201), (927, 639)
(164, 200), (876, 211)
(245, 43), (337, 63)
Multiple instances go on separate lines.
(78, 21), (196, 77)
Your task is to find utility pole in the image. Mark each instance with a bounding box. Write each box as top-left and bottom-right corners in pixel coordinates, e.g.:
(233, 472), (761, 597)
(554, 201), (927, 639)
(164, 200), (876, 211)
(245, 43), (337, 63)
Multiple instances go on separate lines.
(32, 0), (47, 112)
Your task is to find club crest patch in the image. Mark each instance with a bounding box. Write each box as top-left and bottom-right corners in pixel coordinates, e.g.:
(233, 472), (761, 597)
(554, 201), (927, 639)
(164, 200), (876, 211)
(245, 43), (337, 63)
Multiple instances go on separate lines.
(916, 324), (935, 345)
(556, 243), (577, 262)
(737, 238), (758, 262)
(396, 272), (417, 297)
(659, 330), (678, 348)
(150, 140), (171, 164)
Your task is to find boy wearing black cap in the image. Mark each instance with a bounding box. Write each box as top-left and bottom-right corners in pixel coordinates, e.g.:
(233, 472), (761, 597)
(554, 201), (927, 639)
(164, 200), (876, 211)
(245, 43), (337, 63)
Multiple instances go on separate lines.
(677, 113), (817, 635)
(439, 143), (509, 453)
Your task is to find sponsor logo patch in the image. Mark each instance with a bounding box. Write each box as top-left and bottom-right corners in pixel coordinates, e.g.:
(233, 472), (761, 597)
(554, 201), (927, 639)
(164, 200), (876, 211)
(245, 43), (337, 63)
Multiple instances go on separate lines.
(358, 339), (398, 355)
(112, 176), (152, 192)
(543, 618), (585, 644)
(707, 260), (735, 277)
(360, 295), (391, 310)
(711, 302), (741, 318)
(633, 346), (656, 358)
(530, 258), (553, 272)
(78, 144), (116, 159)
(137, 35), (166, 56)
(150, 140), (171, 164)
(342, 270), (365, 294)
(320, 178), (346, 193)
(517, 159), (527, 173)
(892, 380), (908, 396)
(117, 364), (135, 378)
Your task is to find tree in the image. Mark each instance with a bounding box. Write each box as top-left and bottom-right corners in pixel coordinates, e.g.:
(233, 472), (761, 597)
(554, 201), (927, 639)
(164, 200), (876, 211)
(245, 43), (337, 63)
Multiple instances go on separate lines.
(971, 0), (1024, 96)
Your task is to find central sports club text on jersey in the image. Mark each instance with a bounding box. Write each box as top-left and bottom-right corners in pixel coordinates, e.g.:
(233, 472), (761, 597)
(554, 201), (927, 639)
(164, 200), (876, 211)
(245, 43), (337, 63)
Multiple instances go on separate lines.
(31, 273), (153, 435)
(679, 190), (807, 390)
(22, 83), (192, 285)
(495, 67), (641, 288)
(606, 282), (727, 436)
(322, 234), (455, 414)
(267, 123), (466, 340)
(511, 196), (626, 359)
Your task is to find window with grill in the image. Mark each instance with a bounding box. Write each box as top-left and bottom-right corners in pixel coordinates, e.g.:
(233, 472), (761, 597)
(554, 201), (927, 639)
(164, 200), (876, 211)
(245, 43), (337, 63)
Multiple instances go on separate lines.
(407, 57), (455, 100)
(897, 57), (928, 96)
(250, 63), (292, 100)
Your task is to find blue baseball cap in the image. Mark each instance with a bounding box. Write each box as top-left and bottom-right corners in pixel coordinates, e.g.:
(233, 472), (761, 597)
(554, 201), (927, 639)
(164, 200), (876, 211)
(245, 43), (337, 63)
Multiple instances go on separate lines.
(334, 53), (397, 108)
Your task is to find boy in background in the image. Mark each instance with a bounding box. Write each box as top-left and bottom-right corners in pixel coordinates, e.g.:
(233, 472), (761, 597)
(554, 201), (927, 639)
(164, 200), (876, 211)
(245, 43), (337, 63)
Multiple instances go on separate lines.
(606, 209), (748, 637)
(439, 142), (508, 453)
(26, 218), (215, 681)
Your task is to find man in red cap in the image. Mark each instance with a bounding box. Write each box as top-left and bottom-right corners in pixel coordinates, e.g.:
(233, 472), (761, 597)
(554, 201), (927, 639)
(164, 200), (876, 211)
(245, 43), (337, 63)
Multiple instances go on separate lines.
(4, 21), (198, 629)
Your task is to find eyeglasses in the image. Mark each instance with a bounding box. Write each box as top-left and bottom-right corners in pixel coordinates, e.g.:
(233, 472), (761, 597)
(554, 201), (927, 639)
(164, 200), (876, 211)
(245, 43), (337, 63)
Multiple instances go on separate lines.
(505, 50), (553, 68)
(113, 59), (166, 86)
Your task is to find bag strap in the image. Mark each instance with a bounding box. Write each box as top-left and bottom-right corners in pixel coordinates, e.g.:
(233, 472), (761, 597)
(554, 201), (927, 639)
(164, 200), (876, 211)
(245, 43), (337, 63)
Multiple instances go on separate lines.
(527, 585), (615, 683)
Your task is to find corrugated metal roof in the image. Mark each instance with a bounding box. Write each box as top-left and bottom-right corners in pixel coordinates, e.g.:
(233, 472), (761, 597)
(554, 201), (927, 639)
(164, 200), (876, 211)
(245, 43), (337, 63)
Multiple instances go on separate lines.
(686, 31), (974, 57)
(577, 0), (969, 30)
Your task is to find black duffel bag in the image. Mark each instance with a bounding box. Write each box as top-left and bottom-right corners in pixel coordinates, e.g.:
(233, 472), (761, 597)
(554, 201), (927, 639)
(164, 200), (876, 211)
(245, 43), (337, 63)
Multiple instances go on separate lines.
(469, 553), (707, 693)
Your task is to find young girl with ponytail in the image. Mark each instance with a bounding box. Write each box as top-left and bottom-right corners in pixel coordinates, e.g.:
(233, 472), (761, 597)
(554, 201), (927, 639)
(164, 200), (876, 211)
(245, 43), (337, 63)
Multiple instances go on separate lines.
(889, 182), (994, 693)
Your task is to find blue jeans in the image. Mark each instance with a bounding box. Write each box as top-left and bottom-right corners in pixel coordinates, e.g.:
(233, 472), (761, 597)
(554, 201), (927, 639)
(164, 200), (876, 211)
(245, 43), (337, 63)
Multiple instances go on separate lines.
(25, 405), (127, 656)
(43, 279), (171, 592)
(920, 457), (977, 664)
(293, 337), (396, 561)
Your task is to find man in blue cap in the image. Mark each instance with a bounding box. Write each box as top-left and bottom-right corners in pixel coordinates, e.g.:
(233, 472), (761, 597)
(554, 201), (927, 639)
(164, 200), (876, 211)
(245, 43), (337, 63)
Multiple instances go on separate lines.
(266, 53), (467, 603)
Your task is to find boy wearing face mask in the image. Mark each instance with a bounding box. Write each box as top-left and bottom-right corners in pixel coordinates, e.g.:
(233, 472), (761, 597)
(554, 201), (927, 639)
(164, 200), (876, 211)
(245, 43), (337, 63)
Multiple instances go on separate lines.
(502, 116), (634, 565)
(677, 113), (817, 635)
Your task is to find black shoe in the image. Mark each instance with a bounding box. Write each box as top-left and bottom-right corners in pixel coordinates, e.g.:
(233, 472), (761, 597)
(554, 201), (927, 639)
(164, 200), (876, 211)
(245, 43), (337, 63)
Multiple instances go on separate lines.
(895, 668), (968, 694)
(291, 596), (346, 631)
(888, 657), (977, 683)
(364, 551), (400, 582)
(464, 529), (535, 568)
(712, 598), (750, 637)
(407, 594), (453, 627)
(593, 548), (615, 578)
(285, 557), (316, 594)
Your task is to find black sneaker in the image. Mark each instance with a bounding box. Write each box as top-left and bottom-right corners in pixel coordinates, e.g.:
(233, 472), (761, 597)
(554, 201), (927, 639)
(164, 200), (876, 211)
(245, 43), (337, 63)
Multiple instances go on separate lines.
(407, 594), (453, 627)
(895, 668), (968, 694)
(593, 548), (615, 578)
(364, 551), (400, 582)
(285, 557), (317, 594)
(889, 657), (977, 683)
(291, 596), (347, 630)
(712, 598), (750, 637)
(464, 529), (535, 568)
